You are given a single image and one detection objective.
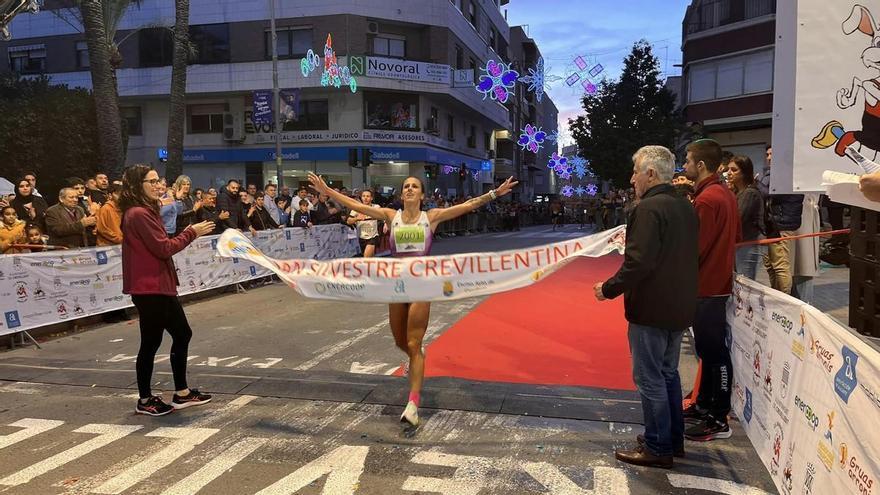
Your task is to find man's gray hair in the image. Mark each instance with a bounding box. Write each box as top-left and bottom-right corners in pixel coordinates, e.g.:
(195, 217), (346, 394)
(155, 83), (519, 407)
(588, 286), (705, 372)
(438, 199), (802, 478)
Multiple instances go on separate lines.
(632, 145), (675, 183)
(58, 187), (73, 199)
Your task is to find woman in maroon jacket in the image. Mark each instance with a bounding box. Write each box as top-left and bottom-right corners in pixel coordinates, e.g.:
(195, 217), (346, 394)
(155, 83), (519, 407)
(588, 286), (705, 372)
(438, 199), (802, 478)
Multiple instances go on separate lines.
(120, 165), (216, 416)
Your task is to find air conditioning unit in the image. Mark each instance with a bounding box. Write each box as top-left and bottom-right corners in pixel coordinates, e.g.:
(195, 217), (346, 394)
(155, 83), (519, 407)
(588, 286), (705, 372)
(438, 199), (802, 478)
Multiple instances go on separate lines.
(367, 21), (379, 35)
(222, 112), (243, 142)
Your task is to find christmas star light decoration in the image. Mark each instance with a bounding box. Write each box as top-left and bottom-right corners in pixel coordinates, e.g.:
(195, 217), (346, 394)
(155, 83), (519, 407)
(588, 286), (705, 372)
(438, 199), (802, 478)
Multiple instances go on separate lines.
(560, 185), (575, 197)
(301, 34), (357, 93)
(518, 124), (547, 153)
(518, 56), (562, 103)
(565, 54), (604, 95)
(476, 60), (518, 103)
(586, 184), (599, 196)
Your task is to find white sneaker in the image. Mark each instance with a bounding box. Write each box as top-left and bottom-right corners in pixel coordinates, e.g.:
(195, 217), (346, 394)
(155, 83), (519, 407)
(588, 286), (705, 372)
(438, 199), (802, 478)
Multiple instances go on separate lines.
(400, 400), (419, 427)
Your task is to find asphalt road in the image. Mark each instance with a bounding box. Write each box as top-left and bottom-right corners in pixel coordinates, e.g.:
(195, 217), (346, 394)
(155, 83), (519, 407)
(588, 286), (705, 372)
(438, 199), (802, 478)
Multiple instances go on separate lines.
(0, 224), (778, 494)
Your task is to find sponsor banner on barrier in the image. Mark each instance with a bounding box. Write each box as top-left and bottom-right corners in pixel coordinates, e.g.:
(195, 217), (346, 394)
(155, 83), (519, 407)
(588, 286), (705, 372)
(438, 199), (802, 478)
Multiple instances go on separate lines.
(0, 225), (358, 336)
(217, 225), (627, 303)
(729, 276), (880, 495)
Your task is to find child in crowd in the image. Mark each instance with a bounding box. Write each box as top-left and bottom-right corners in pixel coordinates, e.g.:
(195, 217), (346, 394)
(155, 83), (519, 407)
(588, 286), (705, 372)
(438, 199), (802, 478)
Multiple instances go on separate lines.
(25, 225), (47, 252)
(292, 199), (313, 228)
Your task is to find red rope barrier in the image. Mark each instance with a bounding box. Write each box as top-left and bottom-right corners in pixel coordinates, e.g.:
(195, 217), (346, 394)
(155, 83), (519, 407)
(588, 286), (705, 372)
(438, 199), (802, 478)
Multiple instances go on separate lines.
(736, 229), (850, 247)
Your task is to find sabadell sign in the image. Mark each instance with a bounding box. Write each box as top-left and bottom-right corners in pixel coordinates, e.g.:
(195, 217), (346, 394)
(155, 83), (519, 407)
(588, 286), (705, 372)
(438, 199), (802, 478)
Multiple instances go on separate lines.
(366, 56), (451, 84)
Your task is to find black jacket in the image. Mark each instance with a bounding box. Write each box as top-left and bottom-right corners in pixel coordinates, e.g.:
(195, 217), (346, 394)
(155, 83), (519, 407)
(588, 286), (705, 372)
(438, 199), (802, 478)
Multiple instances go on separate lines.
(216, 187), (251, 231)
(196, 205), (224, 235)
(313, 201), (342, 225)
(602, 184), (699, 331)
(736, 185), (764, 242)
(292, 210), (311, 228)
(250, 206), (279, 231)
(757, 169), (803, 234)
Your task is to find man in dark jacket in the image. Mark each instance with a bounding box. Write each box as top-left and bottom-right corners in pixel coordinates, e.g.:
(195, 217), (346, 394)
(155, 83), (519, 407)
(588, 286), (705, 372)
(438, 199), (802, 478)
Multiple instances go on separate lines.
(595, 145), (698, 469)
(757, 145), (803, 294)
(195, 191), (230, 235)
(247, 195), (279, 231)
(683, 139), (742, 442)
(312, 193), (342, 225)
(216, 179), (255, 235)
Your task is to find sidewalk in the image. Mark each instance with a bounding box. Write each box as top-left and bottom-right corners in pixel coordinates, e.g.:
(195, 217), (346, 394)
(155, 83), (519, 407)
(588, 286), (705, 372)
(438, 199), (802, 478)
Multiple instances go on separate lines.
(755, 262), (850, 325)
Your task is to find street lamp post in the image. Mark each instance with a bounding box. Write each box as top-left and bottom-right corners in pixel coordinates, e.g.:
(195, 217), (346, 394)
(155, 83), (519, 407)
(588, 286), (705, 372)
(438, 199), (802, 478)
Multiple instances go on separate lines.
(269, 0), (283, 187)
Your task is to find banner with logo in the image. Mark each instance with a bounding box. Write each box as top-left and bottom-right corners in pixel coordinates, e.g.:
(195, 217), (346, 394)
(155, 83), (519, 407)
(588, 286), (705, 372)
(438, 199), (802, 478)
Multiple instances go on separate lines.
(0, 225), (358, 336)
(729, 275), (880, 495)
(217, 226), (627, 303)
(366, 56), (451, 84)
(252, 90), (273, 125)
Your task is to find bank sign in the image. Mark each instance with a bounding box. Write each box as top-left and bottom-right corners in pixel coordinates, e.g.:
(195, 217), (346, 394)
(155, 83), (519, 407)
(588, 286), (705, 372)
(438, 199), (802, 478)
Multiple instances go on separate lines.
(366, 56), (451, 84)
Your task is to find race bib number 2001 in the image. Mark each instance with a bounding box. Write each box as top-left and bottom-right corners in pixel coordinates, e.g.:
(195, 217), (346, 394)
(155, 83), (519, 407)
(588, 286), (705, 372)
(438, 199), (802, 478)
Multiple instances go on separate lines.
(394, 225), (425, 253)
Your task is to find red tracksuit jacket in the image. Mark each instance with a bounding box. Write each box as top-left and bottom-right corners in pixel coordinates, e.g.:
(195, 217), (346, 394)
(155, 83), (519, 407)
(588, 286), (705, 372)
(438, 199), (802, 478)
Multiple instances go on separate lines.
(693, 175), (742, 297)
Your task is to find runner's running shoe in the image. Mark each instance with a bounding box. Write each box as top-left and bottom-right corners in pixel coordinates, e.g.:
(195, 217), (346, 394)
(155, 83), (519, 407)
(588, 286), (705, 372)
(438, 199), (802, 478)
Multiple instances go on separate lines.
(172, 389), (212, 409)
(400, 400), (419, 427)
(684, 418), (732, 441)
(136, 396), (174, 416)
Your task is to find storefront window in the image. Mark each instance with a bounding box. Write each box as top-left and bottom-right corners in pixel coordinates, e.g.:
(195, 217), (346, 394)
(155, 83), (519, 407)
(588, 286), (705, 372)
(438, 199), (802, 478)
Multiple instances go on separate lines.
(364, 92), (419, 130)
(282, 100), (329, 131)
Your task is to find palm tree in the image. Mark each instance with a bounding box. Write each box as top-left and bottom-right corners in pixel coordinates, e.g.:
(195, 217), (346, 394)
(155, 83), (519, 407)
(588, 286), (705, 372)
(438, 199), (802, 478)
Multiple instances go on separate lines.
(164, 0), (190, 181)
(79, 0), (126, 178)
(51, 0), (142, 179)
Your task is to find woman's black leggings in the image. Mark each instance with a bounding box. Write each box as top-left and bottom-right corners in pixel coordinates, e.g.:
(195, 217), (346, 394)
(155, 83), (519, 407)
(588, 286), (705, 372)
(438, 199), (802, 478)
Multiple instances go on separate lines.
(131, 295), (192, 399)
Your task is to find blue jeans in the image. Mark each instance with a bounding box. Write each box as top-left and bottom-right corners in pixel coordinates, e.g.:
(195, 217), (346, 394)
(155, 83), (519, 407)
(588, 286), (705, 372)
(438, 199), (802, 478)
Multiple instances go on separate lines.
(735, 244), (760, 280)
(628, 323), (685, 457)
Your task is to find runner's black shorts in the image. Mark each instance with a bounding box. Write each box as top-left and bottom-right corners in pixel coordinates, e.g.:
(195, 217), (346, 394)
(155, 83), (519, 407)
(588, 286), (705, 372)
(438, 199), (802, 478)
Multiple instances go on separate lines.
(359, 236), (380, 252)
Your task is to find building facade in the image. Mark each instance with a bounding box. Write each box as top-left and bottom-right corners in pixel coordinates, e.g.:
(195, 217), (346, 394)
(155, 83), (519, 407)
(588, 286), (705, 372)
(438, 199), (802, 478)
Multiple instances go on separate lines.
(2, 0), (558, 201)
(681, 0), (776, 172)
(496, 25), (558, 203)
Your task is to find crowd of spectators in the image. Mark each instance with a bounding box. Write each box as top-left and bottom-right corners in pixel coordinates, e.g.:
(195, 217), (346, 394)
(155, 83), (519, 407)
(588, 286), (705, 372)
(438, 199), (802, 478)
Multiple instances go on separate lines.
(1, 171), (570, 255)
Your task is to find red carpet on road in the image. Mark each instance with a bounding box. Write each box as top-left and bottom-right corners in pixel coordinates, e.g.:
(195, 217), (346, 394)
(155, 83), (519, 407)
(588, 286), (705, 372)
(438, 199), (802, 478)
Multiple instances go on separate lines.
(418, 254), (636, 391)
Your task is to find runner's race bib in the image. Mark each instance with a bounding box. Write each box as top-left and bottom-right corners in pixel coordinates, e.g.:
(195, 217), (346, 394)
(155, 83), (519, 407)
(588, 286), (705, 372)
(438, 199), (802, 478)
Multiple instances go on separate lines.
(394, 225), (426, 253)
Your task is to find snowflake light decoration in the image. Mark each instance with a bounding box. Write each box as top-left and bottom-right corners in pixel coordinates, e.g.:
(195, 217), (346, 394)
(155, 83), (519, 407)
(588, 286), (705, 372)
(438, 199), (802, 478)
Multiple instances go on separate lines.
(517, 56), (562, 103)
(301, 34), (357, 93)
(574, 186), (587, 197)
(472, 170), (481, 181)
(560, 185), (575, 197)
(570, 156), (589, 179)
(441, 165), (455, 175)
(586, 184), (599, 196)
(518, 124), (547, 153)
(557, 169), (572, 180)
(476, 60), (518, 103)
(545, 130), (561, 145)
(565, 54), (604, 95)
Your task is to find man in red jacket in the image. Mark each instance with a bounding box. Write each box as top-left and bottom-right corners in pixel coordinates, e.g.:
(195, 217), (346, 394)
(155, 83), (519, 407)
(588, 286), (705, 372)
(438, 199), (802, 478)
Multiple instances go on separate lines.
(682, 139), (742, 441)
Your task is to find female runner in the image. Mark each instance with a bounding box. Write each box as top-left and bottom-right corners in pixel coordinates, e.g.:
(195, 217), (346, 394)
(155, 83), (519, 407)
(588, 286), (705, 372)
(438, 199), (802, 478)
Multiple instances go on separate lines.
(308, 172), (517, 427)
(346, 189), (382, 258)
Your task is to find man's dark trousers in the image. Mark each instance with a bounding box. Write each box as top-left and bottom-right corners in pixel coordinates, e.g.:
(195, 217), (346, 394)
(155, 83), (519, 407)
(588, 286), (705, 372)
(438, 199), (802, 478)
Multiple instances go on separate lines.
(694, 296), (732, 421)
